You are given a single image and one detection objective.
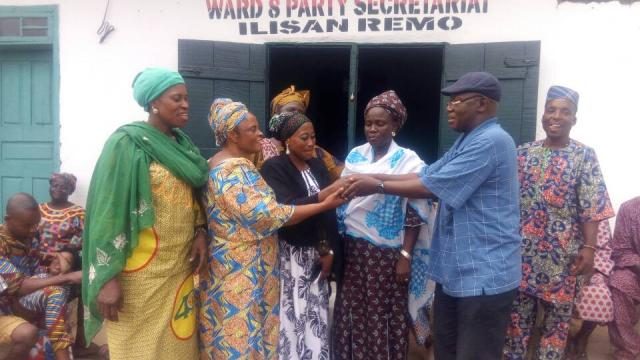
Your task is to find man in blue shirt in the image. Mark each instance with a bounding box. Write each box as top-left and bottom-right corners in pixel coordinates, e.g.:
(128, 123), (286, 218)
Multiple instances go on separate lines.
(343, 72), (521, 360)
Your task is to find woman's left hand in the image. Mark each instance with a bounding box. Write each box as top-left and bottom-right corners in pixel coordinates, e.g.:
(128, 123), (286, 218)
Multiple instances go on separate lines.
(318, 254), (333, 281)
(190, 230), (208, 274)
(395, 256), (411, 285)
(321, 187), (347, 210)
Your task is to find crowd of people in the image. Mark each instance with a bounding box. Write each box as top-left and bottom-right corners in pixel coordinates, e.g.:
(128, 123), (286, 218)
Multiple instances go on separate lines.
(0, 67), (639, 360)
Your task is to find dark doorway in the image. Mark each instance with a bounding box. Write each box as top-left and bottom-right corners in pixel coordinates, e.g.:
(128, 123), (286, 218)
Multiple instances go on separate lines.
(268, 45), (351, 160)
(268, 44), (443, 164)
(356, 46), (443, 164)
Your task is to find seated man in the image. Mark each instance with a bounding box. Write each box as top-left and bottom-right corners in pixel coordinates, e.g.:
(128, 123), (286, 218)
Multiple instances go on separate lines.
(0, 193), (81, 360)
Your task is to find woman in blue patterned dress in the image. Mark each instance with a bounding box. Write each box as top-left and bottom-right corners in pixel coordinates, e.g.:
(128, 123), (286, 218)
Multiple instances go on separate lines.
(198, 99), (345, 360)
(332, 90), (435, 360)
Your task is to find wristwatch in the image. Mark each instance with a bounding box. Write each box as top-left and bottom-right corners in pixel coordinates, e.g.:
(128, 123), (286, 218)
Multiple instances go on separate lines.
(376, 181), (385, 194)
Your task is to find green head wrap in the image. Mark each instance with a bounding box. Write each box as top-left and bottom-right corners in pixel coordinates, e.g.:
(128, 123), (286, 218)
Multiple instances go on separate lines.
(132, 68), (185, 111)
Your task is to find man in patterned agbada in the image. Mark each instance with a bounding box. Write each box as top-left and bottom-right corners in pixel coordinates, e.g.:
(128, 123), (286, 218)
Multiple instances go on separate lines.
(504, 86), (614, 360)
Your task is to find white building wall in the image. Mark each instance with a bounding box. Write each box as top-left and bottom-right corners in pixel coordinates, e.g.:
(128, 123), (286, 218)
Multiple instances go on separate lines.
(1, 0), (638, 212)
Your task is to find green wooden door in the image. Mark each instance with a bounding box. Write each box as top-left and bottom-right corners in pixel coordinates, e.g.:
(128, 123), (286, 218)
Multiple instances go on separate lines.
(0, 49), (56, 218)
(438, 41), (540, 156)
(347, 44), (359, 152)
(178, 39), (266, 158)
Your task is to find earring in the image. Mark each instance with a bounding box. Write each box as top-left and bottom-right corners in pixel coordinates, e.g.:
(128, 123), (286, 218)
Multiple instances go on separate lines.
(286, 143), (290, 154)
(152, 107), (159, 114)
(392, 131), (396, 137)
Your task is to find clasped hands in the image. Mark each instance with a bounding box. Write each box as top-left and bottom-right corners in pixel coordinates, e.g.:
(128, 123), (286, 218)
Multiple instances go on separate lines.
(339, 174), (381, 200)
(319, 174), (379, 204)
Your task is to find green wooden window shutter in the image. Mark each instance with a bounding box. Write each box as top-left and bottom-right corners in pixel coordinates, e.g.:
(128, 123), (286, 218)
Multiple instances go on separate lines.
(438, 41), (540, 156)
(178, 39), (266, 158)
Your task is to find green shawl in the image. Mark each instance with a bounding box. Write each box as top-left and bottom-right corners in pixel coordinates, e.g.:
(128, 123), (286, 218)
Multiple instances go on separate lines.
(82, 121), (208, 341)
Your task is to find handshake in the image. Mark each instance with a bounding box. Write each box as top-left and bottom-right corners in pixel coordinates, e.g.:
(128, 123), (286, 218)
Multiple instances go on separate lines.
(316, 174), (387, 210)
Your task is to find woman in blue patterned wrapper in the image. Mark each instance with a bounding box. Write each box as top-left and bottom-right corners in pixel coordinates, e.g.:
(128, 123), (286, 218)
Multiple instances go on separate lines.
(332, 90), (436, 360)
(198, 99), (345, 360)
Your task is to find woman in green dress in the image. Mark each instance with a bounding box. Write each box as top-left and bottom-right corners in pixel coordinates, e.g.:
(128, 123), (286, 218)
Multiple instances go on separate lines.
(82, 68), (209, 360)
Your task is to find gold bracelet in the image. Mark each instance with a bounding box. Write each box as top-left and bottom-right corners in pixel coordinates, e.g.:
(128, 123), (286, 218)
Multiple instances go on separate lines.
(581, 244), (597, 251)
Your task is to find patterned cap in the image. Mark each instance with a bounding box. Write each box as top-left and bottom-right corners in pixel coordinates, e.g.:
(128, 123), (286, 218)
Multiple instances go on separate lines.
(546, 85), (579, 107)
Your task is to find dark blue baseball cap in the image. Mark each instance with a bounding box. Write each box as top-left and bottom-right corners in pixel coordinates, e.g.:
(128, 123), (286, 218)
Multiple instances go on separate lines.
(441, 71), (501, 102)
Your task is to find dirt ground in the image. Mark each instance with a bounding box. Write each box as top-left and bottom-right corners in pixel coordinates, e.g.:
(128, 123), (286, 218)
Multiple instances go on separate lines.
(407, 324), (617, 360)
(76, 286), (639, 360)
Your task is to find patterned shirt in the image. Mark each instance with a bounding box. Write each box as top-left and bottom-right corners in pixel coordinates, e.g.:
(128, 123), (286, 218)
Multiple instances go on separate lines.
(0, 271), (22, 315)
(0, 224), (38, 315)
(518, 140), (614, 304)
(609, 197), (640, 296)
(35, 203), (85, 253)
(610, 196), (640, 270)
(420, 118), (522, 297)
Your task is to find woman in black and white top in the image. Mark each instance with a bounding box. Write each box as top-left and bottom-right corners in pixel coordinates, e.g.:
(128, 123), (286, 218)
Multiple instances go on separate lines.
(261, 112), (344, 360)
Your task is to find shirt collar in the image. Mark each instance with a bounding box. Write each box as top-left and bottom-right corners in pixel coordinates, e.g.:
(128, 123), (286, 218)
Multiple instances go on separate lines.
(454, 117), (498, 150)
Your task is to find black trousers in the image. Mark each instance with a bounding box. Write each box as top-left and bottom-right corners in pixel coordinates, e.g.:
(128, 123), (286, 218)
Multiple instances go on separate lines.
(433, 283), (517, 360)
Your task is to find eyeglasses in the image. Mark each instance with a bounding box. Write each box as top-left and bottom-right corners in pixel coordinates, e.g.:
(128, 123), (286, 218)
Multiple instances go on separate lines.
(447, 95), (484, 106)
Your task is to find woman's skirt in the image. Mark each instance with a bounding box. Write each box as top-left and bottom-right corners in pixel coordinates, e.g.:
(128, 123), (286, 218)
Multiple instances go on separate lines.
(332, 236), (409, 360)
(106, 269), (198, 360)
(278, 241), (330, 360)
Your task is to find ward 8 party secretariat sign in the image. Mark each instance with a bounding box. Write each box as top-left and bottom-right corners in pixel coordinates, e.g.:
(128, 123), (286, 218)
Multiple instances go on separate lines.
(206, 0), (490, 35)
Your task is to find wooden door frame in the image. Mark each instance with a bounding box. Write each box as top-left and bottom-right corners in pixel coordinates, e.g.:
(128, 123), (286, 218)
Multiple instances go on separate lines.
(0, 5), (60, 171)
